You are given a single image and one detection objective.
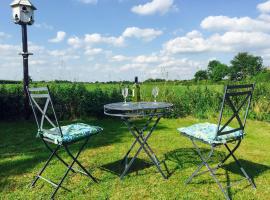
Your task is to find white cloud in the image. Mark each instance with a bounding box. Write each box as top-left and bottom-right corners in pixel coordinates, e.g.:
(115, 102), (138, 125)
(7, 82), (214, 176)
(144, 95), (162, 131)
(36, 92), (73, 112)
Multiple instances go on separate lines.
(133, 55), (159, 63)
(5, 1), (270, 82)
(186, 30), (202, 38)
(29, 60), (47, 66)
(0, 44), (20, 56)
(163, 31), (211, 53)
(131, 0), (175, 15)
(70, 26), (162, 48)
(111, 55), (130, 62)
(146, 58), (203, 80)
(84, 47), (103, 56)
(0, 32), (11, 40)
(257, 0), (270, 13)
(78, 0), (97, 4)
(122, 27), (163, 41)
(48, 31), (66, 43)
(201, 15), (270, 32)
(67, 36), (82, 48)
(48, 48), (80, 60)
(84, 33), (125, 47)
(0, 39), (208, 81)
(49, 49), (67, 57)
(212, 31), (270, 49)
(28, 43), (46, 54)
(117, 54), (203, 80)
(82, 27), (163, 47)
(163, 30), (270, 54)
(258, 14), (270, 22)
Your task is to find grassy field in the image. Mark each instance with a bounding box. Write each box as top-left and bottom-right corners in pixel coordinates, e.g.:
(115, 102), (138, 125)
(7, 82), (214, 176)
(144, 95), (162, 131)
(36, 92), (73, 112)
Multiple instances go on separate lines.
(1, 117), (269, 200)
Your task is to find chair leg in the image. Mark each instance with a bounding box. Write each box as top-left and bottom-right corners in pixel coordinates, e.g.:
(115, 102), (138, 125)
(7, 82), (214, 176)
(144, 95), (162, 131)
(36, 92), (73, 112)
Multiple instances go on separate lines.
(50, 155), (76, 199)
(204, 159), (231, 200)
(50, 137), (96, 199)
(43, 140), (75, 173)
(185, 146), (214, 184)
(216, 140), (241, 169)
(190, 139), (231, 200)
(224, 144), (256, 189)
(31, 145), (60, 187)
(64, 142), (98, 183)
(185, 161), (204, 184)
(187, 142), (241, 181)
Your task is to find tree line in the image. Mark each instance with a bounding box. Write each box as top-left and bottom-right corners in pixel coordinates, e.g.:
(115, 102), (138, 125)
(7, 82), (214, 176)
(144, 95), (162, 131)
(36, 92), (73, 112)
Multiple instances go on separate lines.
(194, 52), (270, 82)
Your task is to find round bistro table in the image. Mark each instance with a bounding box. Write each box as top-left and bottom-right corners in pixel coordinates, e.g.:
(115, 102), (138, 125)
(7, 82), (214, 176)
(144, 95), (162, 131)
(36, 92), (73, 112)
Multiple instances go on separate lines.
(104, 102), (173, 179)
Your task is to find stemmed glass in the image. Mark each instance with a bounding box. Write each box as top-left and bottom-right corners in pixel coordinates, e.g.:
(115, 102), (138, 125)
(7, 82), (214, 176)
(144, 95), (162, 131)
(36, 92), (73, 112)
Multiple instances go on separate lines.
(152, 86), (159, 103)
(122, 88), (129, 105)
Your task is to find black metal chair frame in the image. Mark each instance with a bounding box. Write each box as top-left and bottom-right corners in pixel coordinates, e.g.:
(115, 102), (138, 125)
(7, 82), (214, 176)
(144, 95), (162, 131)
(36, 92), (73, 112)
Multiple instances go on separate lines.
(27, 86), (97, 199)
(183, 84), (256, 200)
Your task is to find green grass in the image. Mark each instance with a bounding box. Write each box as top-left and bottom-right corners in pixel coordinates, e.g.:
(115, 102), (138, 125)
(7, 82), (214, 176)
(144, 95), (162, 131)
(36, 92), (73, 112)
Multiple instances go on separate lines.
(0, 117), (270, 200)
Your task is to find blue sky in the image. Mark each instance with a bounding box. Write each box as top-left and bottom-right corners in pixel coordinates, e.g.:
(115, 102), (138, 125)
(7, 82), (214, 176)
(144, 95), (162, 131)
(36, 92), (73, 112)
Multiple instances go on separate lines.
(0, 0), (269, 81)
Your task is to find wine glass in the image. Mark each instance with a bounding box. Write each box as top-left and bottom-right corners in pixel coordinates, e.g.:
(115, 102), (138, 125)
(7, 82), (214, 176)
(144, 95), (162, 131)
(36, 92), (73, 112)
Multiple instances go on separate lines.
(152, 86), (159, 103)
(122, 88), (129, 105)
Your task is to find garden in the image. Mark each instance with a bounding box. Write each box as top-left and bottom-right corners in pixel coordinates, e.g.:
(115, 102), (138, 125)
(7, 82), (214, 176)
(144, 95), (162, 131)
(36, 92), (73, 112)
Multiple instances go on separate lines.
(1, 0), (270, 199)
(1, 80), (270, 199)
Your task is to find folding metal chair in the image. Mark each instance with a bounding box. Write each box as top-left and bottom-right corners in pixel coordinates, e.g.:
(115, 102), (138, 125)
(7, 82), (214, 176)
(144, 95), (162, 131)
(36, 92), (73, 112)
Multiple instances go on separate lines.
(27, 86), (102, 199)
(177, 84), (256, 200)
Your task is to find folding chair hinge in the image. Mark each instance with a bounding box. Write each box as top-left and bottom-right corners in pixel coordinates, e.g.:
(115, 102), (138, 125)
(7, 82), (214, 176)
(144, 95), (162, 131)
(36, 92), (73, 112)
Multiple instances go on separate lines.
(36, 130), (43, 138)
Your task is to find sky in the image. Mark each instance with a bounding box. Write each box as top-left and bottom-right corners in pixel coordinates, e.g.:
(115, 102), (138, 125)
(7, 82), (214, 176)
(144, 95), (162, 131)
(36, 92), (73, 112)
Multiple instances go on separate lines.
(0, 0), (270, 82)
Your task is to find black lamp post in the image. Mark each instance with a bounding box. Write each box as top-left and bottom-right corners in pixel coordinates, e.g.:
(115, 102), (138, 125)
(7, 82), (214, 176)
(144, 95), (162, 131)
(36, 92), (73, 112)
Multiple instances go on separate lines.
(10, 0), (37, 118)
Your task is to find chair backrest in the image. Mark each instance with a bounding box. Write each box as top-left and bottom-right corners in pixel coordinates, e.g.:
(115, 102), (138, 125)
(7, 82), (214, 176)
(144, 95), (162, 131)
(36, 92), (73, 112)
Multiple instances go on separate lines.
(216, 84), (255, 137)
(27, 86), (63, 137)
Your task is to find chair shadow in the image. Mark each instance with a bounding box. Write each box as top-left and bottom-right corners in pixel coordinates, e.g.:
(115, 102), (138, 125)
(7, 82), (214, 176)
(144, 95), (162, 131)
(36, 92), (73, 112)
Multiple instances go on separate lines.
(222, 159), (270, 199)
(165, 148), (270, 199)
(222, 159), (270, 178)
(0, 117), (170, 191)
(100, 158), (153, 177)
(165, 148), (225, 173)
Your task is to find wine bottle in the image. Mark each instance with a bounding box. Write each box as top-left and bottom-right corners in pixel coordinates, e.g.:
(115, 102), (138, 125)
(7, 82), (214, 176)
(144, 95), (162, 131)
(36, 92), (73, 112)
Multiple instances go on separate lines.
(132, 76), (141, 102)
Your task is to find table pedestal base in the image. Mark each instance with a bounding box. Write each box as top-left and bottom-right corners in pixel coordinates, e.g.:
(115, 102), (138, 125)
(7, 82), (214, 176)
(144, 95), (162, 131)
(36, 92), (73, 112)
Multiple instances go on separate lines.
(120, 115), (169, 179)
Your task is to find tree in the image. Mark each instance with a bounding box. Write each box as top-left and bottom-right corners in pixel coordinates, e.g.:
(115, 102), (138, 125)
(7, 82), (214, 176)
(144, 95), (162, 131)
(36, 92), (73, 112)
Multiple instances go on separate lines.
(230, 52), (264, 80)
(207, 60), (229, 81)
(194, 70), (208, 81)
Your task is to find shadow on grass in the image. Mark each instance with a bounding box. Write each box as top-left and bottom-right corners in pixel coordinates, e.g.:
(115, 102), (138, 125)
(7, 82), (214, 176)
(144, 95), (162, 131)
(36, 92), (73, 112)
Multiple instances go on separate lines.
(165, 147), (270, 199)
(222, 159), (270, 178)
(100, 158), (153, 177)
(165, 148), (226, 171)
(0, 117), (169, 190)
(165, 148), (270, 178)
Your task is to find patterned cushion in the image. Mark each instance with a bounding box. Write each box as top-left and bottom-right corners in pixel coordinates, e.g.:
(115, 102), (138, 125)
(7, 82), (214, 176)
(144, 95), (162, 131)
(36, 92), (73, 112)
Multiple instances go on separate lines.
(177, 122), (244, 144)
(40, 123), (103, 144)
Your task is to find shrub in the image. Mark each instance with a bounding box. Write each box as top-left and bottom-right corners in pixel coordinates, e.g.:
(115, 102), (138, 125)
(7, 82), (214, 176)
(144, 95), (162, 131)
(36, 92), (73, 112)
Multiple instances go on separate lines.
(0, 82), (269, 122)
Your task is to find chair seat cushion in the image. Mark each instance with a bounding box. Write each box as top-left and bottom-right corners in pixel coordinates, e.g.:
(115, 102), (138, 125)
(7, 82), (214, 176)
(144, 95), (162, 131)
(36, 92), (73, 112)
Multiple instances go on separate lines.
(177, 122), (244, 144)
(40, 123), (103, 144)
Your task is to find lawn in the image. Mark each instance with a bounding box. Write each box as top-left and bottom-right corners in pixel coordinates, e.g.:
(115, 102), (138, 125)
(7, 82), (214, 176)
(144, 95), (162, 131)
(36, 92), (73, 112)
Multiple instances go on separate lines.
(0, 117), (269, 200)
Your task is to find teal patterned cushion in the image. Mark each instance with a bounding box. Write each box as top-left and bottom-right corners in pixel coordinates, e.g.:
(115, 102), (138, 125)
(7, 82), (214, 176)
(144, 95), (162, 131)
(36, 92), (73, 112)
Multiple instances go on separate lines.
(40, 123), (103, 144)
(177, 123), (244, 144)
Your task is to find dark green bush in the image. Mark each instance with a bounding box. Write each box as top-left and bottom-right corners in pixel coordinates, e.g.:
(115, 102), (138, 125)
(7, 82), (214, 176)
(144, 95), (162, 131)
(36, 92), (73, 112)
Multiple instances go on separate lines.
(0, 85), (24, 120)
(0, 83), (122, 120)
(0, 82), (269, 121)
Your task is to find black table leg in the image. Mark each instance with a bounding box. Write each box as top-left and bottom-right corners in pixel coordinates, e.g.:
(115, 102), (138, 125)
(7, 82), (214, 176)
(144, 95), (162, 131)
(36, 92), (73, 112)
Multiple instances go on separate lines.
(120, 116), (167, 179)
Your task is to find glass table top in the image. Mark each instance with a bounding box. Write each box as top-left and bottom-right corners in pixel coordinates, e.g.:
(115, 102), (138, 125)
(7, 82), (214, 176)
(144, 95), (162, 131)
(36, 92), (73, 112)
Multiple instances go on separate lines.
(104, 102), (173, 111)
